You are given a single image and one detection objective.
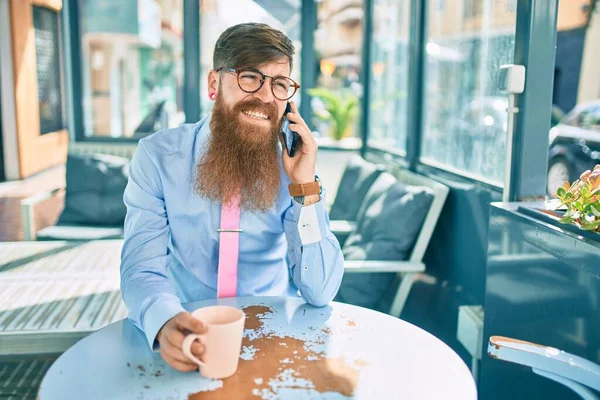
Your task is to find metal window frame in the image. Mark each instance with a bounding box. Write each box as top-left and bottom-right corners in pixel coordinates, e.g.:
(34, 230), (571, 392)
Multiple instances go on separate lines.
(184, 0), (200, 124)
(62, 0), (83, 141)
(406, 0), (426, 170)
(359, 0), (374, 158)
(505, 0), (559, 201)
(300, 0), (317, 131)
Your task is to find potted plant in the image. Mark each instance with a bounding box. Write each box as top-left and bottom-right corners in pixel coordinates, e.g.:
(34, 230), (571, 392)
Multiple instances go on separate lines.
(554, 164), (600, 232)
(307, 87), (359, 141)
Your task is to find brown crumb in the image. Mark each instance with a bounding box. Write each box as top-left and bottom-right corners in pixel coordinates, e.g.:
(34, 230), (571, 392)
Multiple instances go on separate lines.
(137, 365), (146, 372)
(354, 359), (371, 367)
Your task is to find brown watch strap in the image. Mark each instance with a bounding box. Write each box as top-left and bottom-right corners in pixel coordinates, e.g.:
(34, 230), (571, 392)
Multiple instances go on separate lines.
(288, 180), (320, 197)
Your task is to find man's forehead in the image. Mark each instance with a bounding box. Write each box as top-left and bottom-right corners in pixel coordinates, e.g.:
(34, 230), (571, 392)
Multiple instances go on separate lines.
(253, 59), (291, 76)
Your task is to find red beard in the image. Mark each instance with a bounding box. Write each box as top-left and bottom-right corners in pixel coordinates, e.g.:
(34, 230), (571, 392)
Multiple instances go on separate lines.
(194, 95), (282, 212)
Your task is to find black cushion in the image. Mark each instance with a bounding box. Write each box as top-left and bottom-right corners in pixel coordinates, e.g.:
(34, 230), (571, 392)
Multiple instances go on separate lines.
(329, 155), (384, 221)
(58, 153), (129, 227)
(335, 172), (435, 311)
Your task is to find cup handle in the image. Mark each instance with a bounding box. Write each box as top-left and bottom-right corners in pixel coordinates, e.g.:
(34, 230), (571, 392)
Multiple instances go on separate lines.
(182, 334), (207, 368)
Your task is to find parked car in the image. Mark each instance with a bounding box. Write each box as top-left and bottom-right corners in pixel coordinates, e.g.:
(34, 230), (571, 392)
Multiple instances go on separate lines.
(547, 100), (600, 195)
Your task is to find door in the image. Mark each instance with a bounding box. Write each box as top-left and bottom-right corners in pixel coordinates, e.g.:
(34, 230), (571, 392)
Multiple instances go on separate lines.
(8, 0), (68, 179)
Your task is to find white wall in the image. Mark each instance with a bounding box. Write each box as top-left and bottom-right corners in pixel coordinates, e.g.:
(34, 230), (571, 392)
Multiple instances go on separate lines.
(578, 10), (600, 103)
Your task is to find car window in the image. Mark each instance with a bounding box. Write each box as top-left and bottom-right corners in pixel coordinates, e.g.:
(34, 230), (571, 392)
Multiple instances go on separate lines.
(562, 110), (580, 127)
(580, 107), (600, 131)
(586, 108), (600, 132)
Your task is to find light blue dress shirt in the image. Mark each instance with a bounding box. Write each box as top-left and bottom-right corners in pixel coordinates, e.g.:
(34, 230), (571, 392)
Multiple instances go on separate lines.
(120, 115), (344, 349)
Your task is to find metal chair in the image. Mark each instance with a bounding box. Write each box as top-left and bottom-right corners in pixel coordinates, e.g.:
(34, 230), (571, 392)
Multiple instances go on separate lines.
(488, 336), (600, 400)
(332, 166), (449, 317)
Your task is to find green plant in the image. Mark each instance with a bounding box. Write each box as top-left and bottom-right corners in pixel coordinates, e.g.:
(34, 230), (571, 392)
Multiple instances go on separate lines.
(555, 164), (600, 232)
(307, 88), (359, 140)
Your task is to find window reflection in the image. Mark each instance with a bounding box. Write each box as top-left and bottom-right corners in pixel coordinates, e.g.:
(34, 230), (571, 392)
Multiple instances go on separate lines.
(367, 0), (410, 152)
(79, 0), (185, 138)
(311, 0), (363, 141)
(421, 0), (516, 184)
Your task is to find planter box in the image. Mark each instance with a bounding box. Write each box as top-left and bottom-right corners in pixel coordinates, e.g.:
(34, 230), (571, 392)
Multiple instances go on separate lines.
(479, 202), (600, 400)
(517, 201), (600, 243)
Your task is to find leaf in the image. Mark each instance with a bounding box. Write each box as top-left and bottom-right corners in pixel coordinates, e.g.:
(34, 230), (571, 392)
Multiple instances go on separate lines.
(583, 183), (593, 198)
(558, 217), (575, 224)
(307, 88), (358, 140)
(565, 192), (573, 199)
(556, 187), (566, 197)
(581, 220), (600, 230)
(591, 206), (600, 217)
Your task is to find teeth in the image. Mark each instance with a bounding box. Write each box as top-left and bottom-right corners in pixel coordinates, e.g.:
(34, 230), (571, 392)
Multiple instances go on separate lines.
(243, 110), (268, 120)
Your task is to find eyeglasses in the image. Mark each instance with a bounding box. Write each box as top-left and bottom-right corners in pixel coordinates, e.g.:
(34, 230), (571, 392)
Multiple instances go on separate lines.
(215, 67), (300, 101)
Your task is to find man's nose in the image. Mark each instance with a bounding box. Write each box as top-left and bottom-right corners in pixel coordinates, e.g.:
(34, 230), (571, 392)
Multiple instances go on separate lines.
(252, 79), (275, 103)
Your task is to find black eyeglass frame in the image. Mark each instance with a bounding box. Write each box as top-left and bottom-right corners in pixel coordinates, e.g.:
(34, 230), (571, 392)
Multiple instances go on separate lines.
(215, 67), (300, 100)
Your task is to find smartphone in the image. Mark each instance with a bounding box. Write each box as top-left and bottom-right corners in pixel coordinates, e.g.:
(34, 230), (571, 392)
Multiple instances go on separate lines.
(281, 101), (299, 157)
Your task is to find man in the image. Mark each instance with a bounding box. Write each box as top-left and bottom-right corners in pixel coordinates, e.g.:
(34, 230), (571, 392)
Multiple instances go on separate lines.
(120, 23), (344, 372)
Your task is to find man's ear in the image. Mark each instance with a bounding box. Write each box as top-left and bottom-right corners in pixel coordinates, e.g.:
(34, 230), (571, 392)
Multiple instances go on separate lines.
(207, 70), (219, 96)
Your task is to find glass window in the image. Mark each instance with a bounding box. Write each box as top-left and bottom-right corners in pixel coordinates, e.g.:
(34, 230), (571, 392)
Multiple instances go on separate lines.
(200, 0), (301, 116)
(420, 0), (516, 185)
(464, 0), (484, 20)
(79, 0), (185, 138)
(33, 6), (66, 134)
(310, 0), (363, 141)
(367, 0), (411, 152)
(547, 0), (600, 195)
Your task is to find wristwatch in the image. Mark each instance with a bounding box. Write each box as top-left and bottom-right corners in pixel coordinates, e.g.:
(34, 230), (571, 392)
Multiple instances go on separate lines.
(289, 175), (322, 204)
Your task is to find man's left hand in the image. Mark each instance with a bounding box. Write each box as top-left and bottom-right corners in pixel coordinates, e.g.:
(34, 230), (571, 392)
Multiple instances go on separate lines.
(281, 100), (318, 186)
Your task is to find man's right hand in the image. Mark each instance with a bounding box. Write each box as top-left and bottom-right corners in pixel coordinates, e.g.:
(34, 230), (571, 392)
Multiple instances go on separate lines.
(157, 312), (206, 372)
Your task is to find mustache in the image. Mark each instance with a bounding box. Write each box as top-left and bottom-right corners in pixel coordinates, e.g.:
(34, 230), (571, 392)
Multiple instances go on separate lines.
(232, 98), (279, 122)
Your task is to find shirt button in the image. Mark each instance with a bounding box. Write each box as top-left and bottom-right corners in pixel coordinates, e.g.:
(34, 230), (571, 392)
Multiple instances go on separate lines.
(303, 265), (308, 270)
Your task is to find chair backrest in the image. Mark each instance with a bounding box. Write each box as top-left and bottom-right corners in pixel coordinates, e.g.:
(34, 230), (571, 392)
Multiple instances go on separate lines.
(488, 336), (600, 399)
(68, 142), (138, 160)
(390, 167), (449, 263)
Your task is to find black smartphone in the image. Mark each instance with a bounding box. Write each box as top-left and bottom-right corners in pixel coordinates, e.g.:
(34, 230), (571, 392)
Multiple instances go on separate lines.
(281, 101), (299, 157)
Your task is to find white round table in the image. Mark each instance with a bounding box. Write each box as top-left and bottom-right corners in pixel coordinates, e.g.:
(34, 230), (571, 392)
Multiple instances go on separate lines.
(39, 296), (476, 399)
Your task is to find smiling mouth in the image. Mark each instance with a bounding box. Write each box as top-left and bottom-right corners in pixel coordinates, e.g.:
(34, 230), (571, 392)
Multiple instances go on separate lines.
(242, 110), (269, 121)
